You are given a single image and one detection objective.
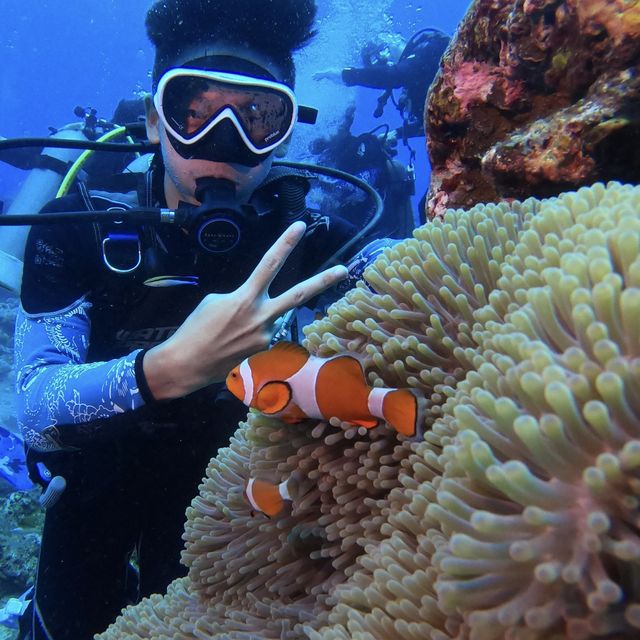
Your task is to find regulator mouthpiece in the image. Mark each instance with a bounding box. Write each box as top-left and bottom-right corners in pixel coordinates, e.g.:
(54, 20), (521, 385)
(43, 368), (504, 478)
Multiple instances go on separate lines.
(191, 177), (244, 253)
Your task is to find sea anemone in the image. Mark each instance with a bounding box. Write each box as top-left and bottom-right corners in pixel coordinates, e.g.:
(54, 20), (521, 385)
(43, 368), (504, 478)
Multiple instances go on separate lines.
(99, 181), (640, 639)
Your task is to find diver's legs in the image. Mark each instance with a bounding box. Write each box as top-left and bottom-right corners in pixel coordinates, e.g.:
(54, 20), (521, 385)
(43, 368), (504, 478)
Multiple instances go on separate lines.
(135, 425), (227, 596)
(136, 393), (247, 596)
(32, 477), (138, 640)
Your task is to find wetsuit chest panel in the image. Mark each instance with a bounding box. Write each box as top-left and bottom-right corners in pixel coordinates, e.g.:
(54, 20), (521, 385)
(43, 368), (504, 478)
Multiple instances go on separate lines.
(87, 283), (204, 359)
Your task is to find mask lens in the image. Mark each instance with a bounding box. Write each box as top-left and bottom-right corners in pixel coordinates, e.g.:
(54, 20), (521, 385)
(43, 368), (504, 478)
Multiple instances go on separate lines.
(160, 74), (295, 151)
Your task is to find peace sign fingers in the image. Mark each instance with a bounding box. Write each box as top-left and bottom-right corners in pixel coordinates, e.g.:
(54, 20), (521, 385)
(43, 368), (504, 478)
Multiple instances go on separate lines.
(268, 264), (348, 320)
(143, 221), (348, 399)
(241, 221), (308, 299)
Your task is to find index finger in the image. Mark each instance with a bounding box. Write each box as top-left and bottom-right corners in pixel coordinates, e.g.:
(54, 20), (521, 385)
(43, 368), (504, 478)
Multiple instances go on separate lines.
(268, 264), (348, 318)
(242, 221), (307, 297)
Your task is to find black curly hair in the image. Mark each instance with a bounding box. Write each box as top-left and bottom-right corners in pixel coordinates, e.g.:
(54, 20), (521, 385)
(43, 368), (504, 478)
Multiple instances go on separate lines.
(146, 0), (317, 90)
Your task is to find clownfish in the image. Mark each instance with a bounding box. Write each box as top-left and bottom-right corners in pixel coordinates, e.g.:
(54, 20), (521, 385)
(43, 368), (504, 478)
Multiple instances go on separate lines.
(226, 341), (419, 436)
(243, 477), (293, 517)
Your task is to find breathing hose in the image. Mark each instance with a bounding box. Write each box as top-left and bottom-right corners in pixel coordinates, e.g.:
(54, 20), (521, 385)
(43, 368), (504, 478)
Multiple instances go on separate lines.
(56, 126), (139, 197)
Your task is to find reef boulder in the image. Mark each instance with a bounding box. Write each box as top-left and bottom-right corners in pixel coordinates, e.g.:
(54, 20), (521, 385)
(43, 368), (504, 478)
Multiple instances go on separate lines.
(425, 0), (640, 217)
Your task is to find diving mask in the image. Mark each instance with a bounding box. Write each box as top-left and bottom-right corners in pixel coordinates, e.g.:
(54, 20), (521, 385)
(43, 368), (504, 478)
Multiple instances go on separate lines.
(154, 68), (317, 163)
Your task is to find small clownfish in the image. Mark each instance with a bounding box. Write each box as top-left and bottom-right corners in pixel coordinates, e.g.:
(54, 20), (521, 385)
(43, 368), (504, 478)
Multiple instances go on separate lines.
(244, 477), (292, 517)
(226, 341), (419, 436)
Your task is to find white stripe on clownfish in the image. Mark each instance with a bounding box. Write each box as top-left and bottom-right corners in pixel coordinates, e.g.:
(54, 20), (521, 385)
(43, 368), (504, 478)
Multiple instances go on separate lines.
(276, 353), (326, 418)
(367, 387), (392, 418)
(244, 478), (262, 513)
(278, 480), (291, 501)
(240, 358), (254, 407)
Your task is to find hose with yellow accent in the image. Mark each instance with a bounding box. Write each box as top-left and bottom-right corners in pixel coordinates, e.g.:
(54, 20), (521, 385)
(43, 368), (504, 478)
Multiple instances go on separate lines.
(56, 126), (138, 197)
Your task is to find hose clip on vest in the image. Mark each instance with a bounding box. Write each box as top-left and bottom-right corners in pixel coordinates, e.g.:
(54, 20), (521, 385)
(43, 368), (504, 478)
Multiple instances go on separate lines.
(101, 209), (143, 274)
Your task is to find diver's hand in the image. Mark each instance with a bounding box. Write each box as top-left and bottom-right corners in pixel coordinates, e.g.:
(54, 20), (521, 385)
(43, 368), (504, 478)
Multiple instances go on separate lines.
(142, 222), (347, 400)
(312, 69), (343, 83)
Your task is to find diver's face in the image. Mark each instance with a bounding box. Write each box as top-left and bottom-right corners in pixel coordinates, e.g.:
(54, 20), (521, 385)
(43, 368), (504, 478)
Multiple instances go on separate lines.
(157, 121), (274, 207)
(146, 45), (285, 207)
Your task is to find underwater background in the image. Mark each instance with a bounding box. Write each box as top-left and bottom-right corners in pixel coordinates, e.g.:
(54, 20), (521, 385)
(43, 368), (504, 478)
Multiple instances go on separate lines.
(0, 0), (470, 632)
(0, 0), (470, 217)
(2, 1), (640, 639)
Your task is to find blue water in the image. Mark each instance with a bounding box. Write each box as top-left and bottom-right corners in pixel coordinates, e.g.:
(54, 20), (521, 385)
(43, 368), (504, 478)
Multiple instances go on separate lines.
(0, 0), (471, 215)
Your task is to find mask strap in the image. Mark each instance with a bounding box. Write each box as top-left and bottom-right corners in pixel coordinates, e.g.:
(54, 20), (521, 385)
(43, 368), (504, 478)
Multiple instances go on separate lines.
(298, 105), (318, 125)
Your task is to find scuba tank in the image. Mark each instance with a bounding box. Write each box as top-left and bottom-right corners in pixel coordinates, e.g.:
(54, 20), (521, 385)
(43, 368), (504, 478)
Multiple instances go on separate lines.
(0, 103), (152, 294)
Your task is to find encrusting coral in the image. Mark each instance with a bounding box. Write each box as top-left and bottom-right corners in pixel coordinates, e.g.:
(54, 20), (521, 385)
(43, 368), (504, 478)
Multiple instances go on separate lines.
(98, 181), (640, 639)
(425, 0), (640, 217)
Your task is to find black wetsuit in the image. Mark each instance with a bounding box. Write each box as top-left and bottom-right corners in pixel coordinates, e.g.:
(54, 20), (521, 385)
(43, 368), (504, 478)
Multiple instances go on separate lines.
(17, 163), (355, 640)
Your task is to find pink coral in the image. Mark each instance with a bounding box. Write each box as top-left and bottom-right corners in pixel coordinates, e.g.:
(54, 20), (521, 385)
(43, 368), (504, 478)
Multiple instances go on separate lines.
(452, 62), (497, 114)
(452, 62), (525, 115)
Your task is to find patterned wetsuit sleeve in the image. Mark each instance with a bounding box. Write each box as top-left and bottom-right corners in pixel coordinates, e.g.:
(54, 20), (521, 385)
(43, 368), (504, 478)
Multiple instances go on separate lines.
(14, 296), (147, 452)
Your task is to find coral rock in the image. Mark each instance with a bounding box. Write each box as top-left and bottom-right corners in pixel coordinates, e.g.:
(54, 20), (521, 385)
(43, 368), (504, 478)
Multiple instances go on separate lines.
(425, 0), (640, 218)
(0, 489), (43, 595)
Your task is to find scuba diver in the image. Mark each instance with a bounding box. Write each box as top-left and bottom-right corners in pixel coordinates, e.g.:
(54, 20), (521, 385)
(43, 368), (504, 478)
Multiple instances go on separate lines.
(310, 104), (414, 239)
(313, 29), (450, 228)
(313, 28), (451, 140)
(2, 1), (390, 638)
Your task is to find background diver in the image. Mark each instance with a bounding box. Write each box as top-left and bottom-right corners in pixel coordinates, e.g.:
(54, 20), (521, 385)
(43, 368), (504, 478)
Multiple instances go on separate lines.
(313, 28), (451, 141)
(310, 104), (415, 240)
(313, 28), (450, 226)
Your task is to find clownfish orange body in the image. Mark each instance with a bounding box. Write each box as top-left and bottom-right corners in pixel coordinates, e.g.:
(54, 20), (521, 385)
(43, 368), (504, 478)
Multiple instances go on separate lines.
(226, 341), (419, 436)
(243, 477), (292, 517)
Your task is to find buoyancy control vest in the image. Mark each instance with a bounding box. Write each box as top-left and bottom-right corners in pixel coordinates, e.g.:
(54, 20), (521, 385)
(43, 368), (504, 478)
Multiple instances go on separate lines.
(72, 165), (320, 362)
